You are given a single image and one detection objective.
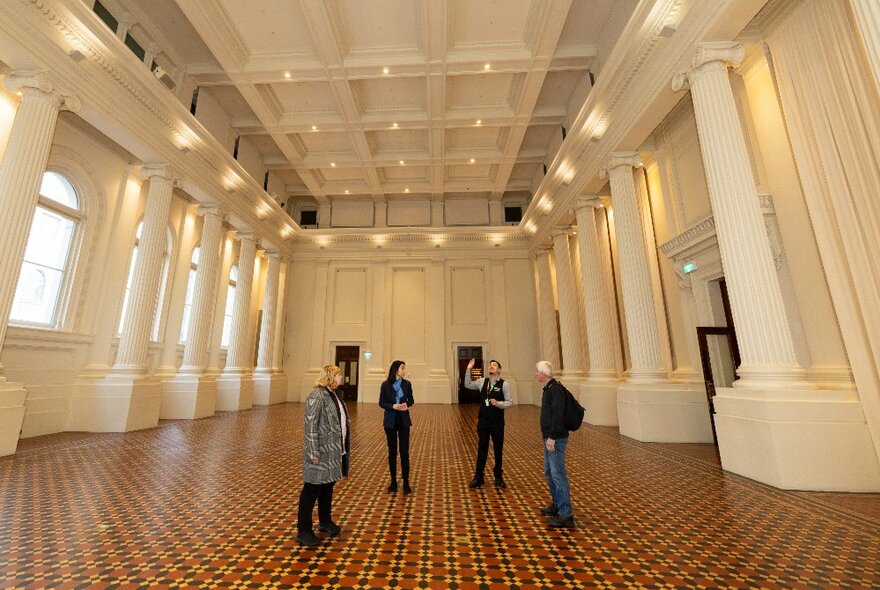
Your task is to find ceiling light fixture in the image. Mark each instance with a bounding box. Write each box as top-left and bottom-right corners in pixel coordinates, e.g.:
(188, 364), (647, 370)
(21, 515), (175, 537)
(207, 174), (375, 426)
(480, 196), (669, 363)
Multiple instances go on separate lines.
(312, 125), (318, 131)
(484, 63), (491, 70)
(405, 188), (410, 193)
(392, 122), (398, 128)
(382, 67), (390, 75)
(284, 71), (291, 79)
(469, 158), (475, 164)
(344, 189), (350, 194)
(330, 162), (336, 167)
(399, 160), (405, 165)
(476, 119), (482, 126)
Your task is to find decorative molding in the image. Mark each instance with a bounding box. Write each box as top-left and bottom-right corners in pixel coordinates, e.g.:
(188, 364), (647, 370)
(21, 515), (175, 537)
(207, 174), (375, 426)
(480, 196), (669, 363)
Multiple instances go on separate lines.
(659, 215), (716, 257)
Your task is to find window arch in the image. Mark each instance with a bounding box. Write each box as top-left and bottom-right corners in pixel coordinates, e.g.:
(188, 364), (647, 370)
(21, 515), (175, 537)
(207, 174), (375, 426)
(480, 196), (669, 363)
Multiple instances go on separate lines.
(220, 263), (238, 349)
(179, 245), (201, 343)
(10, 172), (83, 327)
(117, 220), (173, 341)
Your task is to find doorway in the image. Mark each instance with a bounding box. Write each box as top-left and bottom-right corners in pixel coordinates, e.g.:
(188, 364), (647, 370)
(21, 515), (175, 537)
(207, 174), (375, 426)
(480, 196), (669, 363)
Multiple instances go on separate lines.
(457, 346), (483, 404)
(334, 346), (360, 401)
(696, 279), (740, 443)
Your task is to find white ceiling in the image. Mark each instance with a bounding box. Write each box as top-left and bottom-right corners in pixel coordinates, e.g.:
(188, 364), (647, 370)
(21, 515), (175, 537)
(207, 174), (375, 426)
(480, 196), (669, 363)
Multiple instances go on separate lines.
(160, 0), (625, 210)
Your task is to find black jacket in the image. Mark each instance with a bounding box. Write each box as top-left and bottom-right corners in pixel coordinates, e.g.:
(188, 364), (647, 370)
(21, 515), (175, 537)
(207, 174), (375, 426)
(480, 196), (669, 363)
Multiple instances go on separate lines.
(379, 379), (415, 428)
(540, 379), (568, 440)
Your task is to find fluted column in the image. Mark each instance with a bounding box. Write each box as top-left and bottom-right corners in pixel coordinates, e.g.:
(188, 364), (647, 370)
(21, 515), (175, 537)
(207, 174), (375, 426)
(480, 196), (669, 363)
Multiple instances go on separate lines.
(604, 153), (665, 382)
(535, 249), (561, 368)
(575, 198), (620, 380)
(849, 0), (880, 91)
(551, 228), (585, 376)
(179, 206), (223, 372)
(0, 73), (78, 364)
(673, 43), (802, 387)
(114, 166), (174, 372)
(255, 251), (281, 372)
(224, 233), (257, 372)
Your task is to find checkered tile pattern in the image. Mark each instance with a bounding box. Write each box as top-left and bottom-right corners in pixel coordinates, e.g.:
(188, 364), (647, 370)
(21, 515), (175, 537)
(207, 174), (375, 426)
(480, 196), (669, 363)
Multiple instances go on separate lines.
(2, 404), (878, 589)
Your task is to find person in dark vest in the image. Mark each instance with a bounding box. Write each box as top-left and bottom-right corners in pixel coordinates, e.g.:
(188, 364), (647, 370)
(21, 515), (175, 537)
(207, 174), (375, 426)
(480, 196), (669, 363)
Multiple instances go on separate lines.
(465, 358), (513, 489)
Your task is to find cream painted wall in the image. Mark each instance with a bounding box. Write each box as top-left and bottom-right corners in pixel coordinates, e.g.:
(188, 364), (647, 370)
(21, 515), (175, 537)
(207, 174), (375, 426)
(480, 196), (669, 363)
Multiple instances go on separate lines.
(445, 198), (490, 226)
(388, 199), (431, 227)
(193, 87), (231, 151)
(283, 244), (540, 405)
(739, 55), (850, 382)
(332, 200), (375, 227)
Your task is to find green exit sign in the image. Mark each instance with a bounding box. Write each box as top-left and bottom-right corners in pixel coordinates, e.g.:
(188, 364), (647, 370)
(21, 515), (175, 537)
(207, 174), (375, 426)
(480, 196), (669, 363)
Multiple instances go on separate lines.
(682, 261), (697, 274)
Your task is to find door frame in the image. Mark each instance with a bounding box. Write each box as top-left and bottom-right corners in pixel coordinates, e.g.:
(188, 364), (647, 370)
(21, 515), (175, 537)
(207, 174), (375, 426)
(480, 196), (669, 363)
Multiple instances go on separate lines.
(329, 340), (365, 402)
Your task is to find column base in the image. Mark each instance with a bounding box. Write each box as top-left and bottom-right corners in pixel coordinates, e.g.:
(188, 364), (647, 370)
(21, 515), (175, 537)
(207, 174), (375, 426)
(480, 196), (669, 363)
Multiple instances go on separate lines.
(579, 379), (620, 426)
(67, 372), (162, 432)
(617, 380), (713, 442)
(0, 380), (27, 456)
(216, 372), (254, 411)
(160, 373), (217, 420)
(714, 386), (880, 491)
(253, 371), (288, 405)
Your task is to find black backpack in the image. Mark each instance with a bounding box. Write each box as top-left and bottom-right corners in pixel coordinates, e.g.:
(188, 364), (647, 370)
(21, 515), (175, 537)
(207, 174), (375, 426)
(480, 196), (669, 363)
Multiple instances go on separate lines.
(560, 383), (585, 431)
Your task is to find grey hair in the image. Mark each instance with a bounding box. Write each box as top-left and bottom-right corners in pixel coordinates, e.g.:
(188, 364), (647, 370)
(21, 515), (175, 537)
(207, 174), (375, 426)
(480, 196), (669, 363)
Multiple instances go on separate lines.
(535, 360), (554, 377)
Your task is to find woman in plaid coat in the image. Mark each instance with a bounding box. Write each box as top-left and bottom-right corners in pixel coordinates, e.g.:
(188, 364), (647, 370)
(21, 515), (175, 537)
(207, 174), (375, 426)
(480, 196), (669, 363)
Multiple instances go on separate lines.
(296, 365), (351, 547)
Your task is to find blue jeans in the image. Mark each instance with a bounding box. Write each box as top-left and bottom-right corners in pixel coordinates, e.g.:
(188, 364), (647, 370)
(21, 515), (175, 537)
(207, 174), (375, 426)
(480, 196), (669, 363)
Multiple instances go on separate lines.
(543, 437), (571, 518)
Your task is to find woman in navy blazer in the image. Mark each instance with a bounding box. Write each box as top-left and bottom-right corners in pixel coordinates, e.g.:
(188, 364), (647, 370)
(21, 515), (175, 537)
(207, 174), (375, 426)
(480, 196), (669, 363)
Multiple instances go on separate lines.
(379, 360), (415, 494)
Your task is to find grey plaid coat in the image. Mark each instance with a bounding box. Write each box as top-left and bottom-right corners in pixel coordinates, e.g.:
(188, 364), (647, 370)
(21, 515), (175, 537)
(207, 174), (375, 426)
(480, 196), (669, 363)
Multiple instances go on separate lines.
(302, 386), (351, 484)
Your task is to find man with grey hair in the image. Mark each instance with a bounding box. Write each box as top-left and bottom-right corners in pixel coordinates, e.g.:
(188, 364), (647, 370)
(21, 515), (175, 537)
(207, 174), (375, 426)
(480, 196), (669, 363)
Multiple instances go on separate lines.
(535, 360), (575, 528)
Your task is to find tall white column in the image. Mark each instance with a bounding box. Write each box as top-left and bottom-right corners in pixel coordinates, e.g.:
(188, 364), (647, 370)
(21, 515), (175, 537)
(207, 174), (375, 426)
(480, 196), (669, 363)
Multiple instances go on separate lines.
(0, 72), (76, 456)
(216, 232), (257, 411)
(575, 199), (620, 380)
(673, 43), (802, 387)
(162, 206), (224, 420)
(253, 251), (286, 405)
(180, 206), (223, 372)
(604, 153), (666, 382)
(425, 259), (451, 403)
(256, 252), (280, 372)
(848, 0), (880, 92)
(0, 73), (77, 363)
(551, 228), (585, 379)
(535, 249), (561, 369)
(225, 233), (257, 371)
(114, 166), (175, 372)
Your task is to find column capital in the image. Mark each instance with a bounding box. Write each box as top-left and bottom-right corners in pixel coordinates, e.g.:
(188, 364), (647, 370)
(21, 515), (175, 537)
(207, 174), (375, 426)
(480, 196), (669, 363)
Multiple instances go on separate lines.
(263, 250), (282, 260)
(575, 196), (604, 212)
(234, 230), (256, 243)
(673, 42), (744, 91)
(601, 152), (642, 178)
(197, 204), (224, 219)
(140, 164), (175, 181)
(3, 71), (80, 112)
(551, 226), (574, 239)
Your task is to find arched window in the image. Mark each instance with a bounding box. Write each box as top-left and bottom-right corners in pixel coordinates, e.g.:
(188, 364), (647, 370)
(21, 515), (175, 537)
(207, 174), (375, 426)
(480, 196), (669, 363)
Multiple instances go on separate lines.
(220, 264), (238, 348)
(179, 246), (200, 343)
(117, 220), (173, 340)
(10, 172), (82, 327)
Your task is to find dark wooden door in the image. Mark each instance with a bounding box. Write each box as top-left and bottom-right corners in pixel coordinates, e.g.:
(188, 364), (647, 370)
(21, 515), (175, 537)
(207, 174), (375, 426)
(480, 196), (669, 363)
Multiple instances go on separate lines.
(457, 346), (483, 404)
(334, 346), (360, 401)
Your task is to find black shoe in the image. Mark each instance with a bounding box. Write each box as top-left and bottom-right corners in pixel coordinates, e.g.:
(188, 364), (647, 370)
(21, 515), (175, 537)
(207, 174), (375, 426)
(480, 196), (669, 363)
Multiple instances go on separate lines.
(494, 477), (507, 489)
(387, 481), (398, 493)
(468, 478), (485, 489)
(403, 482), (412, 495)
(296, 530), (321, 546)
(318, 521), (341, 537)
(548, 515), (575, 528)
(540, 504), (558, 516)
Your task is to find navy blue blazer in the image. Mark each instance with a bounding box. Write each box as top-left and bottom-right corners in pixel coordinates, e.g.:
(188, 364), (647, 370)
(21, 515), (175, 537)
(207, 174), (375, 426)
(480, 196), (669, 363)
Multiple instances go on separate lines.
(379, 379), (415, 428)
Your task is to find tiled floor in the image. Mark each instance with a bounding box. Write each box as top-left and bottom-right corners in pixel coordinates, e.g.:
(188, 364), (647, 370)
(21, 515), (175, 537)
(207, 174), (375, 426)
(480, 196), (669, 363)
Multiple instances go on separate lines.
(2, 403), (878, 589)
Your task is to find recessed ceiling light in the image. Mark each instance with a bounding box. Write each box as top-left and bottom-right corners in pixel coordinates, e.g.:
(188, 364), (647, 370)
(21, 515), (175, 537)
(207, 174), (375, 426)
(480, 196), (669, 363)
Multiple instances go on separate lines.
(484, 63), (491, 70)
(382, 67), (390, 75)
(392, 122), (398, 128)
(405, 188), (410, 193)
(284, 71), (291, 79)
(344, 189), (350, 194)
(399, 160), (405, 165)
(311, 125), (317, 130)
(469, 158), (475, 164)
(331, 162), (336, 167)
(476, 119), (482, 126)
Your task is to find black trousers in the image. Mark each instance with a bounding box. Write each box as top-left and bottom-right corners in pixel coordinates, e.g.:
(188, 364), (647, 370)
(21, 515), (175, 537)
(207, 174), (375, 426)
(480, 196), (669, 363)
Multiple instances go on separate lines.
(384, 426), (410, 482)
(474, 418), (504, 480)
(297, 481), (335, 533)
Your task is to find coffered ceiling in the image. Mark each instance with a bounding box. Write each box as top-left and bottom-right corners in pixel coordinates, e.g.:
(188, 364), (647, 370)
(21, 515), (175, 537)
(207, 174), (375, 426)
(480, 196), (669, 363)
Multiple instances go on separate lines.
(168, 0), (625, 210)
